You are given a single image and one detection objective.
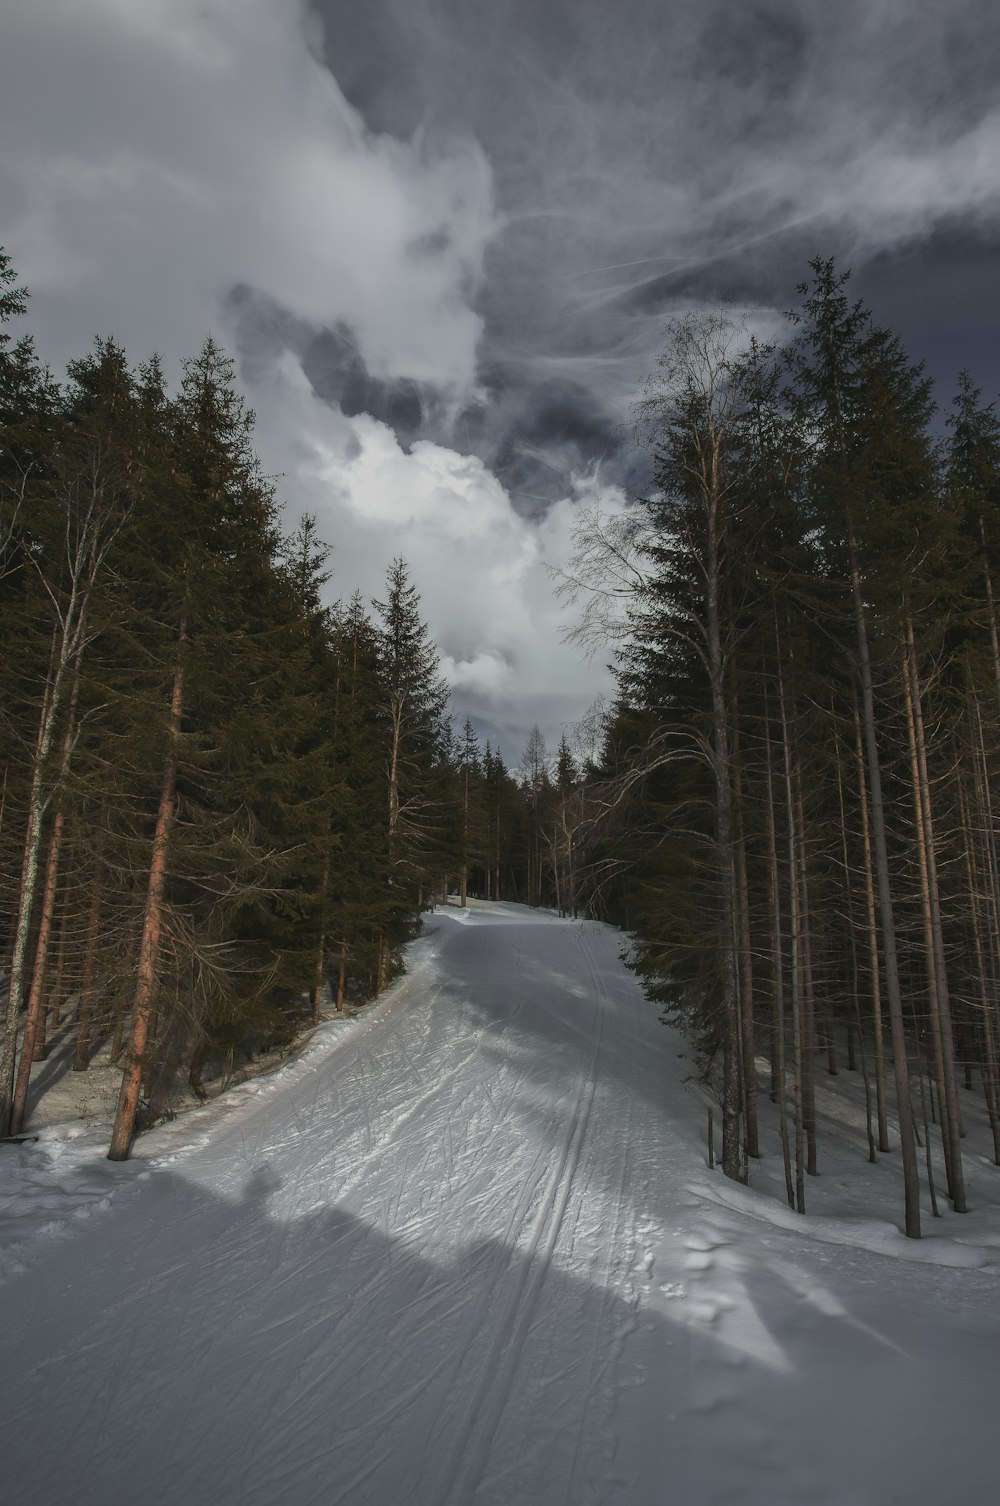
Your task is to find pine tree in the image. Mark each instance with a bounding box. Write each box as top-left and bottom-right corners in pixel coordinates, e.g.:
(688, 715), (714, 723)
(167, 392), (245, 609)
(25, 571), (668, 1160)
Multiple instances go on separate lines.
(457, 716), (483, 907)
(373, 559), (450, 938)
(109, 339), (301, 1156)
(2, 339), (136, 1135)
(326, 592), (394, 1004)
(785, 257), (940, 1235)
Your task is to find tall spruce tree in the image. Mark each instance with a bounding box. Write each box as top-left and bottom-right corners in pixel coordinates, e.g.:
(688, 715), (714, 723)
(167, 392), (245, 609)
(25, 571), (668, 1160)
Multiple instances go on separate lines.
(785, 258), (940, 1235)
(373, 559), (449, 941)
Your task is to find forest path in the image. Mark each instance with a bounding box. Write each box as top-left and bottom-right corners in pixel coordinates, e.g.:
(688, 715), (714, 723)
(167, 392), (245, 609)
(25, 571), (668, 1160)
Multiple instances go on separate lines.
(2, 905), (998, 1505)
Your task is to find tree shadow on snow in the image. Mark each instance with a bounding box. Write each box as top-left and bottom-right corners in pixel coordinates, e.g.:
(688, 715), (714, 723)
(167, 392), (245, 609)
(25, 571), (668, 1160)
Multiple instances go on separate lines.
(2, 1152), (996, 1506)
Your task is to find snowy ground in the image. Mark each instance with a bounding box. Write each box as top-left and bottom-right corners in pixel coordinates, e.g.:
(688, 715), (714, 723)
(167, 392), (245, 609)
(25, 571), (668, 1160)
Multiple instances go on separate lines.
(2, 903), (999, 1505)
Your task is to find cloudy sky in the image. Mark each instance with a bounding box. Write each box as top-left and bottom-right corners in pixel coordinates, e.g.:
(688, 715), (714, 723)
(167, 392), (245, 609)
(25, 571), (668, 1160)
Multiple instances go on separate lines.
(3, 0), (1000, 760)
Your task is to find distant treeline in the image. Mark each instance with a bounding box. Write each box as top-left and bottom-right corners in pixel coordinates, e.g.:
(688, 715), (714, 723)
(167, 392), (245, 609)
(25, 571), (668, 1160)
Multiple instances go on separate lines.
(0, 248), (583, 1158)
(564, 258), (1000, 1238)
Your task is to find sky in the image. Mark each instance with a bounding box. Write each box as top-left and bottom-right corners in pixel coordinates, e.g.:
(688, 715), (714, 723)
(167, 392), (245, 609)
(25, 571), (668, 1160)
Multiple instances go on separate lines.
(3, 0), (1000, 761)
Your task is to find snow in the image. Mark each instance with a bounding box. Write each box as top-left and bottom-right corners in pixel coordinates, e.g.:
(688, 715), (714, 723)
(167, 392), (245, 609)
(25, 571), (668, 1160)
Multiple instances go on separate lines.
(2, 903), (999, 1504)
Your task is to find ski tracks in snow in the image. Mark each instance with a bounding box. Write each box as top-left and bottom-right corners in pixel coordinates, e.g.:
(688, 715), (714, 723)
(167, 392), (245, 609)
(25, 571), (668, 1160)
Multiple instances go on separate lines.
(0, 909), (662, 1506)
(315, 917), (648, 1506)
(433, 927), (608, 1506)
(8, 905), (1000, 1506)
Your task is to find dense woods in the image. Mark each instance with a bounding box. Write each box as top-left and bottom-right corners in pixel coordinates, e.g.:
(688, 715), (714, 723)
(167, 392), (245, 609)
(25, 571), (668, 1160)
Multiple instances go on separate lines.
(566, 260), (1000, 1236)
(6, 243), (1000, 1239)
(0, 248), (573, 1159)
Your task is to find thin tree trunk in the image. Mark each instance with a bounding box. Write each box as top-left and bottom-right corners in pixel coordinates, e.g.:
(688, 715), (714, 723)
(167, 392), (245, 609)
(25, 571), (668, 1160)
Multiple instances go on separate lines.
(0, 646), (69, 1133)
(310, 845), (331, 1026)
(110, 999), (127, 1065)
(732, 708), (759, 1157)
(706, 481), (741, 1181)
(764, 693), (794, 1207)
(795, 780), (819, 1178)
(903, 620), (965, 1210)
(47, 896), (71, 1033)
(461, 765), (469, 908)
(835, 729), (876, 1161)
(388, 696), (402, 854)
(766, 865), (782, 1101)
(310, 936), (326, 1026)
(10, 662), (85, 1132)
(11, 809), (66, 1132)
(108, 621), (186, 1161)
(849, 531), (920, 1234)
(917, 1040), (941, 1219)
(566, 793), (578, 918)
(961, 788), (1000, 1162)
(963, 701), (1000, 1162)
(73, 828), (106, 1071)
(903, 652), (953, 1169)
(853, 696), (890, 1152)
(979, 519), (1000, 712)
(337, 943), (347, 1013)
(777, 660), (805, 1215)
(1, 470), (121, 1133)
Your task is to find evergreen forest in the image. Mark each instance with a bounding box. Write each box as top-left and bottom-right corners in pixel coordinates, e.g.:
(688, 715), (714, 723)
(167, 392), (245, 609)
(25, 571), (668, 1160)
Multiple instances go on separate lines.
(0, 248), (564, 1160)
(5, 246), (1000, 1241)
(564, 260), (1000, 1239)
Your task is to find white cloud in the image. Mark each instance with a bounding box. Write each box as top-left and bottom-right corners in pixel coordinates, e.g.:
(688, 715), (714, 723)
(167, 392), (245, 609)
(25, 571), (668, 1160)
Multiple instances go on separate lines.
(252, 359), (622, 758)
(0, 0), (618, 756)
(0, 0), (494, 398)
(826, 111), (1000, 246)
(29, 1), (1000, 761)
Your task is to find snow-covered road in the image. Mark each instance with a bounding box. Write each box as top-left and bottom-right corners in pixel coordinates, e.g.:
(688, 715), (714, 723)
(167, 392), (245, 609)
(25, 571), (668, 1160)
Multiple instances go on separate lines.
(3, 905), (999, 1505)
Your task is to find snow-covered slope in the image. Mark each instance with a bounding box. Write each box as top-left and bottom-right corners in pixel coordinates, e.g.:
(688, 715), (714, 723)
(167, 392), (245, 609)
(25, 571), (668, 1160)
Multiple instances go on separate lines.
(2, 905), (998, 1505)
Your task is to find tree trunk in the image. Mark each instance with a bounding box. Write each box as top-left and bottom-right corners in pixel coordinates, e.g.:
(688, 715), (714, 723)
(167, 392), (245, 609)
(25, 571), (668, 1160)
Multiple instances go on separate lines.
(73, 829), (106, 1071)
(0, 656), (66, 1133)
(777, 661), (805, 1215)
(705, 470), (742, 1180)
(979, 520), (1000, 713)
(849, 532), (920, 1236)
(337, 943), (347, 1012)
(795, 778), (819, 1178)
(764, 694), (794, 1207)
(309, 935), (326, 1026)
(10, 805), (66, 1133)
(45, 897), (71, 1037)
(460, 765), (469, 908)
(907, 626), (964, 1161)
(1, 467), (121, 1133)
(732, 709), (759, 1157)
(2, 628), (88, 1134)
(957, 769), (1000, 1164)
(903, 620), (965, 1210)
(852, 696), (890, 1152)
(971, 697), (1000, 1151)
(108, 622), (186, 1161)
(834, 729), (876, 1161)
(917, 1040), (941, 1219)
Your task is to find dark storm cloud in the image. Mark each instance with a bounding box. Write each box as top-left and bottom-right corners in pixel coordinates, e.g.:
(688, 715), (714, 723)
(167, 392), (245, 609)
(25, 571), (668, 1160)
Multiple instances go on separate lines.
(6, 0), (999, 754)
(855, 225), (1000, 412)
(304, 331), (426, 441)
(297, 0), (1000, 486)
(483, 377), (627, 516)
(227, 285), (435, 446)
